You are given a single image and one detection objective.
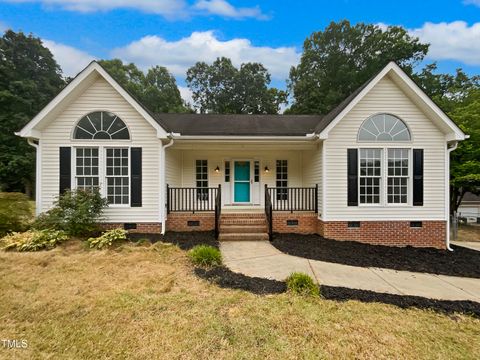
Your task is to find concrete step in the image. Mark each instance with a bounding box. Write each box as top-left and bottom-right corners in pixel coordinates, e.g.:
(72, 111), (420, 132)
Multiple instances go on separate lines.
(220, 224), (267, 233)
(219, 233), (270, 241)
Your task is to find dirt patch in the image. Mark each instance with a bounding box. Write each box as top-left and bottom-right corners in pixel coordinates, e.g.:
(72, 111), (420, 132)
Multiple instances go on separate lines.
(457, 224), (480, 242)
(195, 265), (480, 317)
(129, 231), (218, 250)
(271, 234), (480, 278)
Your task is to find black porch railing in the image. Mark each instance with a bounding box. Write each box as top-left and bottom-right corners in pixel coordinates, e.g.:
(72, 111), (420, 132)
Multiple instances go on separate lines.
(264, 184), (273, 241)
(167, 185), (220, 213)
(267, 185), (318, 213)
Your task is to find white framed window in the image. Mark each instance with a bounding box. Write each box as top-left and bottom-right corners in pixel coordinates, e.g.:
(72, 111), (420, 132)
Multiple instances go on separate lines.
(358, 114), (411, 142)
(74, 146), (130, 206)
(276, 160), (288, 200)
(75, 147), (99, 190)
(105, 148), (130, 205)
(73, 111), (130, 140)
(359, 149), (382, 204)
(196, 160), (208, 201)
(387, 149), (409, 204)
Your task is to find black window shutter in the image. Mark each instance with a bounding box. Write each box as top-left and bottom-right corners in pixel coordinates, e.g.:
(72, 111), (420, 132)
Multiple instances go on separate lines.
(59, 147), (71, 194)
(347, 149), (358, 206)
(413, 149), (424, 206)
(131, 147), (142, 207)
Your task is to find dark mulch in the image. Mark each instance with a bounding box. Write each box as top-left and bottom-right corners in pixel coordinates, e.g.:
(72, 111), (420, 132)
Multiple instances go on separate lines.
(321, 286), (480, 318)
(271, 233), (480, 278)
(128, 231), (218, 250)
(195, 266), (286, 295)
(195, 265), (480, 317)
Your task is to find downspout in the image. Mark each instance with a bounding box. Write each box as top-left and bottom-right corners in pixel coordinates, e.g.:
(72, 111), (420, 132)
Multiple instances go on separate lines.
(446, 141), (458, 251)
(27, 138), (41, 216)
(161, 135), (175, 235)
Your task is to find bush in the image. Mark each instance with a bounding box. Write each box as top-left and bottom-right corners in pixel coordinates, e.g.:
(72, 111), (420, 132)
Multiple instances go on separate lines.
(188, 245), (222, 267)
(286, 272), (319, 296)
(87, 228), (128, 249)
(0, 229), (68, 252)
(0, 192), (33, 237)
(34, 189), (108, 236)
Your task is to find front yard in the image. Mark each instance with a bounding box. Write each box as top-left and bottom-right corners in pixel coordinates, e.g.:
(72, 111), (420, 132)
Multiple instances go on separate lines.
(0, 239), (479, 359)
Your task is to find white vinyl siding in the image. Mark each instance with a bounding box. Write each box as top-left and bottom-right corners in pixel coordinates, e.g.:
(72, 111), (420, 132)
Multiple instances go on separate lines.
(39, 76), (161, 223)
(325, 75), (446, 220)
(302, 143), (323, 217)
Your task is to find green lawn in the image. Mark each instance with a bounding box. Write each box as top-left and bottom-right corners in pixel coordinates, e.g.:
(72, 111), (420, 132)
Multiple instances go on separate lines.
(0, 240), (479, 359)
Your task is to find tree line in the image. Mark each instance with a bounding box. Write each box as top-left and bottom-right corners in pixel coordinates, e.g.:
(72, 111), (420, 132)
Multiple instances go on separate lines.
(0, 21), (479, 212)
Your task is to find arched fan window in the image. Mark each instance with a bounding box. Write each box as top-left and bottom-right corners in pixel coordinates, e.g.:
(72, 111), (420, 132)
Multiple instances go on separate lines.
(358, 114), (411, 141)
(73, 111), (130, 140)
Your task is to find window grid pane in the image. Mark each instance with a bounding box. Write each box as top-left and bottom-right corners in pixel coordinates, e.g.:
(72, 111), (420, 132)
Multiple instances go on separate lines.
(276, 160), (288, 201)
(224, 161), (230, 182)
(75, 147), (99, 191)
(359, 149), (381, 204)
(106, 148), (129, 205)
(387, 149), (409, 204)
(196, 160), (208, 201)
(254, 161), (260, 182)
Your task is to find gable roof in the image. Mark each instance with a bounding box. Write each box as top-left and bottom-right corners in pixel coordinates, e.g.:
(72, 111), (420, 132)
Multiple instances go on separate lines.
(154, 113), (321, 136)
(316, 62), (466, 141)
(17, 61), (169, 139)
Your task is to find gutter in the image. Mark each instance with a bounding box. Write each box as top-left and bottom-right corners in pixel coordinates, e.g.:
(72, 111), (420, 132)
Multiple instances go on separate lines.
(168, 133), (319, 141)
(161, 134), (175, 235)
(446, 141), (459, 251)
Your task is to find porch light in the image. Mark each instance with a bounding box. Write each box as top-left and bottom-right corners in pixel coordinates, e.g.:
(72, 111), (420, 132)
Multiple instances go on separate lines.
(215, 166), (220, 173)
(264, 166), (270, 173)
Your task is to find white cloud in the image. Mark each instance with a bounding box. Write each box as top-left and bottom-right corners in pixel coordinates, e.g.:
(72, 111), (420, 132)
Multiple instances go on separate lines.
(0, 20), (7, 32)
(464, 0), (480, 7)
(111, 31), (299, 80)
(410, 21), (480, 65)
(193, 0), (267, 20)
(3, 0), (267, 19)
(178, 86), (194, 105)
(42, 39), (96, 77)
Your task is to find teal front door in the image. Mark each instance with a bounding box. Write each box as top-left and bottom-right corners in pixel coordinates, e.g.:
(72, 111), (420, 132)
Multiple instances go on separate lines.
(234, 161), (250, 203)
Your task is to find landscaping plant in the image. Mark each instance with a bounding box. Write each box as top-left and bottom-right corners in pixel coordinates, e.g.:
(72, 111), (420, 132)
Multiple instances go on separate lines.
(87, 228), (128, 249)
(0, 192), (33, 237)
(34, 189), (108, 236)
(188, 245), (222, 267)
(0, 229), (68, 252)
(286, 272), (319, 296)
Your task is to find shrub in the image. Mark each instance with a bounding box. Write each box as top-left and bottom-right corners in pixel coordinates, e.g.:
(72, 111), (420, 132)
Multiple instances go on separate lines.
(0, 192), (33, 237)
(188, 245), (222, 267)
(34, 189), (108, 236)
(0, 229), (68, 252)
(286, 272), (319, 296)
(87, 228), (128, 249)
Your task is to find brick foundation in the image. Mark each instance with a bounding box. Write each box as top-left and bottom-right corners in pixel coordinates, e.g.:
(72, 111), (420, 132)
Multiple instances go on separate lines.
(166, 212), (215, 232)
(101, 223), (162, 234)
(318, 220), (446, 249)
(272, 212), (318, 234)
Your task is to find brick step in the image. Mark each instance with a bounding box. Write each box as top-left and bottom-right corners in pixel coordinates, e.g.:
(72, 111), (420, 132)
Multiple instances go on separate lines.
(220, 218), (266, 226)
(219, 233), (269, 241)
(221, 213), (266, 218)
(220, 224), (267, 233)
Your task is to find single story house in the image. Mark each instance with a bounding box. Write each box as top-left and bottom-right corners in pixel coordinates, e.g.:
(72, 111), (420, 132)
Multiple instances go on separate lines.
(458, 192), (480, 223)
(17, 61), (466, 249)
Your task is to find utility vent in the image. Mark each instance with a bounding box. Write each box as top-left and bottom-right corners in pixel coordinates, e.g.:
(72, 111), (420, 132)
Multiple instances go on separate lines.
(410, 221), (423, 228)
(187, 220), (200, 227)
(124, 223), (137, 230)
(348, 221), (361, 228)
(286, 220), (299, 226)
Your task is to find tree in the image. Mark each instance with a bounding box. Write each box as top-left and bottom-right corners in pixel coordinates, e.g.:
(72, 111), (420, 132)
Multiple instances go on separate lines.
(288, 20), (429, 114)
(186, 57), (287, 114)
(98, 59), (189, 113)
(0, 30), (65, 195)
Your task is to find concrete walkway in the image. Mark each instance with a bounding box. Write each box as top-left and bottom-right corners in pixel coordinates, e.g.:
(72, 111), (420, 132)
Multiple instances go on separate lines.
(220, 241), (480, 302)
(452, 241), (480, 252)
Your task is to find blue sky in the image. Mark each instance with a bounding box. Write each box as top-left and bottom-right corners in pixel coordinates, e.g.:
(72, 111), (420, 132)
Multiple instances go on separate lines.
(1, 0), (480, 103)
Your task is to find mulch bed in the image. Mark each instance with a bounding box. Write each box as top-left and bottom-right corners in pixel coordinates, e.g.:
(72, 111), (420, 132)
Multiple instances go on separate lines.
(195, 265), (480, 317)
(271, 234), (480, 278)
(128, 231), (218, 250)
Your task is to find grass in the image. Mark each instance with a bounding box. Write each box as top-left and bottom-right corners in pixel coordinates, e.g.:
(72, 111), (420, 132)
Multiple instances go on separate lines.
(0, 240), (479, 359)
(457, 224), (480, 242)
